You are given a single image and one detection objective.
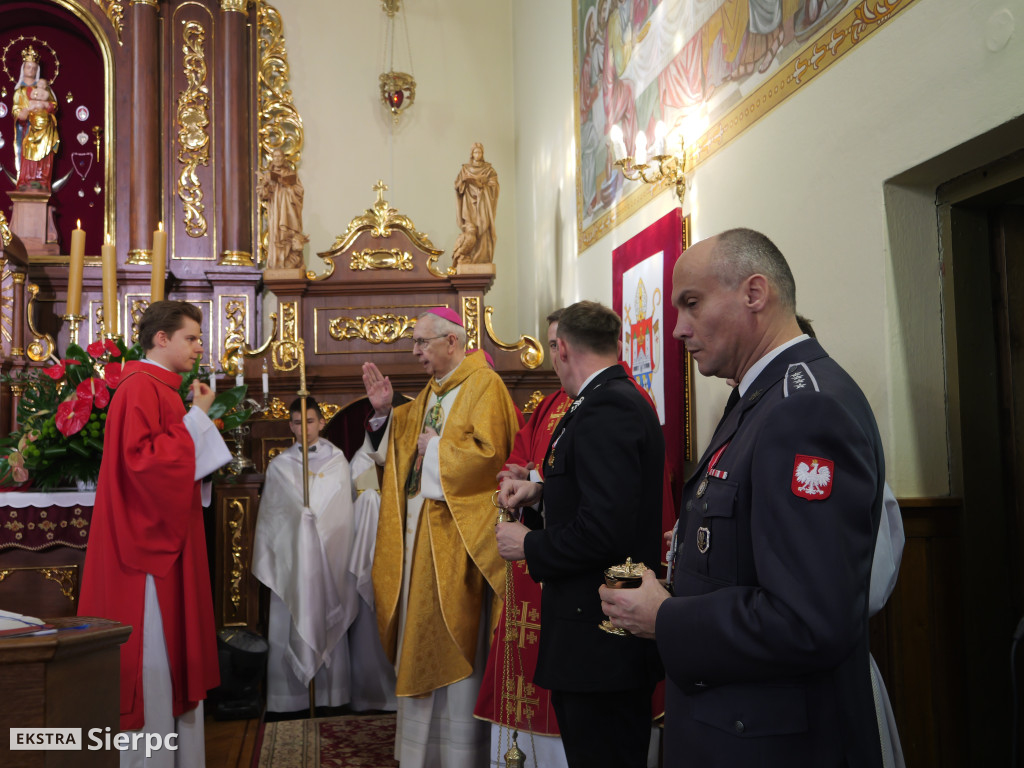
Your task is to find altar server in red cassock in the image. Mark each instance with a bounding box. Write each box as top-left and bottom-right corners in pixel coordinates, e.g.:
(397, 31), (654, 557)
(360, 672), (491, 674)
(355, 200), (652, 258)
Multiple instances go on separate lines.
(79, 300), (231, 768)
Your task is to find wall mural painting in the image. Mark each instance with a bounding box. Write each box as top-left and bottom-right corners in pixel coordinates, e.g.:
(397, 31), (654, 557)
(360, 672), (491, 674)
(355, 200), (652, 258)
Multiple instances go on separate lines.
(574, 0), (921, 252)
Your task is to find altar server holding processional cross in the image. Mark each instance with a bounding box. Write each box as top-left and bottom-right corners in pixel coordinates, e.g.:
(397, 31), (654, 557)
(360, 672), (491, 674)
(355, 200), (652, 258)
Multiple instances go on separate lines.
(253, 396), (361, 714)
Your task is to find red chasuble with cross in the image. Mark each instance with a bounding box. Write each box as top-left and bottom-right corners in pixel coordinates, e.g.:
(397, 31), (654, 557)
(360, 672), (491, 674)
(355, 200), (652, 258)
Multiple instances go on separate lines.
(474, 362), (673, 734)
(79, 362), (219, 730)
(474, 387), (572, 735)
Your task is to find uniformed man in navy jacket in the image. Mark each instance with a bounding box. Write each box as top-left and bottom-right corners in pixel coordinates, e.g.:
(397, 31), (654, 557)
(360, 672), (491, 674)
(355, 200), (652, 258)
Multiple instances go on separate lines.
(600, 228), (886, 768)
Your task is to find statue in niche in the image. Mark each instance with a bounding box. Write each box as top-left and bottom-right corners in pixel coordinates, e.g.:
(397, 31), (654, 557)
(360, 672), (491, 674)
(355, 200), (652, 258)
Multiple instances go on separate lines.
(453, 142), (499, 267)
(257, 148), (309, 269)
(12, 47), (59, 193)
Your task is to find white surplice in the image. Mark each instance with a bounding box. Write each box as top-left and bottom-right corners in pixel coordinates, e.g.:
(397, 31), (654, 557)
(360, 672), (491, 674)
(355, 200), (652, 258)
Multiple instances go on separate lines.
(253, 439), (358, 711)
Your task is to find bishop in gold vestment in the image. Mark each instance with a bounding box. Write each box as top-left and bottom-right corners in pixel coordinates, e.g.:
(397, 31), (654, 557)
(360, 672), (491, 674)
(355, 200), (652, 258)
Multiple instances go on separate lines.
(362, 308), (519, 768)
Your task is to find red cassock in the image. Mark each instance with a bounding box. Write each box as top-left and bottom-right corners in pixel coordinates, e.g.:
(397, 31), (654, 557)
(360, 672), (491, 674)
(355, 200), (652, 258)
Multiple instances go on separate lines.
(474, 363), (675, 733)
(78, 362), (219, 731)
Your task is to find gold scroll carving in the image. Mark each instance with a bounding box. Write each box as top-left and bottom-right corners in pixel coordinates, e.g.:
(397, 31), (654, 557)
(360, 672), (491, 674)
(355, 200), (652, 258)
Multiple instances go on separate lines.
(25, 284), (56, 363)
(462, 296), (480, 350)
(257, 1), (304, 265)
(329, 314), (415, 345)
(130, 299), (148, 344)
(484, 306), (543, 370)
(96, 1), (126, 41)
(176, 21), (210, 238)
(522, 391), (545, 415)
(220, 299), (247, 376)
(225, 498), (248, 622)
(315, 181), (444, 280)
(349, 248), (413, 271)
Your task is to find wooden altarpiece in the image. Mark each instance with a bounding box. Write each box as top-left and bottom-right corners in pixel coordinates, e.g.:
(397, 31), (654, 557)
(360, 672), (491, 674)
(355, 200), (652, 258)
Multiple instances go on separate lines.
(0, 0), (263, 406)
(212, 185), (558, 632)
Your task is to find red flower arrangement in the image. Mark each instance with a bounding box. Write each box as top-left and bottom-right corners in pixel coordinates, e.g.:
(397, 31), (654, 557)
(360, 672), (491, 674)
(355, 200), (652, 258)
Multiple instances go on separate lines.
(0, 339), (250, 490)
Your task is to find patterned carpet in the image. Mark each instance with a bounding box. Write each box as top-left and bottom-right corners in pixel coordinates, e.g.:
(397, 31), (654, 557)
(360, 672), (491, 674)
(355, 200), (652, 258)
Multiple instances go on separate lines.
(256, 714), (398, 768)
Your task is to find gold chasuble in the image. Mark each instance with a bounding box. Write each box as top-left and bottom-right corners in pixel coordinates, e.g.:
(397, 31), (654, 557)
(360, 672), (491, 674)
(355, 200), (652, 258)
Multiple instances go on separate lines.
(373, 352), (520, 696)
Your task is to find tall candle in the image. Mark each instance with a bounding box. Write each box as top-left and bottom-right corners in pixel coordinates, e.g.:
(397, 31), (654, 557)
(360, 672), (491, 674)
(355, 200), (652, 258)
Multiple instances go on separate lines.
(236, 369), (244, 389)
(150, 221), (167, 302)
(67, 220), (85, 316)
(101, 234), (117, 336)
(261, 358), (269, 396)
(210, 373), (217, 394)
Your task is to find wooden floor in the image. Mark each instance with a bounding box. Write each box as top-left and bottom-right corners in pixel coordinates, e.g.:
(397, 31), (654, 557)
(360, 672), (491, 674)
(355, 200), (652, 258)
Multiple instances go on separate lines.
(205, 715), (261, 768)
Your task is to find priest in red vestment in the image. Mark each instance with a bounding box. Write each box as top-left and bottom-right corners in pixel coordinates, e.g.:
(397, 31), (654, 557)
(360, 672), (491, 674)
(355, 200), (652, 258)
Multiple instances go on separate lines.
(79, 301), (231, 764)
(475, 308), (674, 766)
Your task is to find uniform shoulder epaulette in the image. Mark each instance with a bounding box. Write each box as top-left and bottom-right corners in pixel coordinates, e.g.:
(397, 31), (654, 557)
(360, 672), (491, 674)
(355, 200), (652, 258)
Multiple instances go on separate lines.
(783, 362), (820, 398)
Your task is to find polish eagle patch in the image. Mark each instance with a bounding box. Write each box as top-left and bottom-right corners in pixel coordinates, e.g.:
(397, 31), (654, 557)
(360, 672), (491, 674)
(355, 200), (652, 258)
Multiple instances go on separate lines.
(792, 454), (834, 500)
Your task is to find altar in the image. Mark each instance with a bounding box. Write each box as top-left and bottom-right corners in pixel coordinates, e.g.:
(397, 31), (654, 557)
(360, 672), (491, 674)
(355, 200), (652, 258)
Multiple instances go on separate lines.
(0, 491), (94, 619)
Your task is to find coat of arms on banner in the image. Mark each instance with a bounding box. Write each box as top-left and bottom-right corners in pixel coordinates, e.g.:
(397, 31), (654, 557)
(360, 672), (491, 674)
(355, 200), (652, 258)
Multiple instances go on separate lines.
(621, 252), (664, 424)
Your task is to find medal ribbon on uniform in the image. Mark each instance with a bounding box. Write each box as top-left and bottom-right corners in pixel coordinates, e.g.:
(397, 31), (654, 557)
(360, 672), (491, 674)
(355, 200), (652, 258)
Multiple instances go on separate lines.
(696, 441), (731, 498)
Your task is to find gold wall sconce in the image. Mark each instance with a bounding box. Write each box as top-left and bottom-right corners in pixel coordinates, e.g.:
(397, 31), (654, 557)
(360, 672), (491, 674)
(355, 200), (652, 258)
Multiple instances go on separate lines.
(609, 120), (687, 206)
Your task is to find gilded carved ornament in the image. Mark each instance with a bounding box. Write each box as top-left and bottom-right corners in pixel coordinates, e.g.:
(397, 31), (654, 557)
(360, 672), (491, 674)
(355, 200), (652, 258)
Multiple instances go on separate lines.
(257, 1), (304, 265)
(314, 181), (445, 280)
(462, 296), (480, 350)
(349, 248), (413, 271)
(221, 0), (249, 12)
(176, 21), (210, 238)
(0, 211), (12, 247)
(220, 299), (247, 376)
(25, 284), (57, 363)
(484, 306), (543, 370)
(95, 1), (126, 41)
(522, 391), (545, 415)
(329, 313), (415, 345)
(225, 498), (247, 619)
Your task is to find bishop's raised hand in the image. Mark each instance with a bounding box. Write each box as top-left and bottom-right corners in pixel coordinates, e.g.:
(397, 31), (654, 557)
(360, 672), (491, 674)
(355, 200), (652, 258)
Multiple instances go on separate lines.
(362, 361), (393, 419)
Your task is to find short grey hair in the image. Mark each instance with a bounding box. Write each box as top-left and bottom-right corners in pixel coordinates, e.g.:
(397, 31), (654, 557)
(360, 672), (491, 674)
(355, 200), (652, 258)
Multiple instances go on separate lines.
(417, 312), (467, 348)
(712, 228), (796, 312)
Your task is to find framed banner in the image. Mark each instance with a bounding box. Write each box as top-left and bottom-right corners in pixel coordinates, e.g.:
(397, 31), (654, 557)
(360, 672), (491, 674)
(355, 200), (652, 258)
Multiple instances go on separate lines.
(573, 0), (920, 252)
(613, 208), (692, 505)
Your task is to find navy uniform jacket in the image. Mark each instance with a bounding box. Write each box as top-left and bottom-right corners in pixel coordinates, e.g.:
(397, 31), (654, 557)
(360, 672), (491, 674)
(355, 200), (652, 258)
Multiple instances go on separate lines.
(657, 338), (885, 767)
(524, 364), (665, 692)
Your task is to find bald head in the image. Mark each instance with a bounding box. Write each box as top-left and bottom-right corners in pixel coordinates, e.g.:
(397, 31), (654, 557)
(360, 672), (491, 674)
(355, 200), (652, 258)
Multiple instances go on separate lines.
(671, 229), (801, 382)
(712, 228), (796, 313)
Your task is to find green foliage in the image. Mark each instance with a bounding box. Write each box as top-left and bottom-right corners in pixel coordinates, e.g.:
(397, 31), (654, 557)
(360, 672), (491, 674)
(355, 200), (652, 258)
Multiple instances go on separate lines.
(0, 346), (252, 490)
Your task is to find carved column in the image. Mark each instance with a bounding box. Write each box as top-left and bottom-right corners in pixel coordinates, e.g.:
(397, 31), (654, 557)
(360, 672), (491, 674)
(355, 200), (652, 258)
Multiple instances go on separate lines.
(127, 0), (162, 265)
(218, 0), (254, 266)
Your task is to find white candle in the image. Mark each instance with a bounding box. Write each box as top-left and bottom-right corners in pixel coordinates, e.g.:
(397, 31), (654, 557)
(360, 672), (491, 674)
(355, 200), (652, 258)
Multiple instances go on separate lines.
(634, 130), (648, 165)
(210, 373), (217, 394)
(236, 370), (244, 389)
(261, 358), (269, 395)
(609, 124), (628, 161)
(653, 121), (668, 157)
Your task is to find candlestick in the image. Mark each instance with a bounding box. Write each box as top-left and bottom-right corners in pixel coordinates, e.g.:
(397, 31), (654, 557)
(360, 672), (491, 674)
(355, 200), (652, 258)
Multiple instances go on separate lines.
(67, 220), (85, 317)
(61, 313), (85, 348)
(150, 222), (167, 302)
(101, 234), (118, 336)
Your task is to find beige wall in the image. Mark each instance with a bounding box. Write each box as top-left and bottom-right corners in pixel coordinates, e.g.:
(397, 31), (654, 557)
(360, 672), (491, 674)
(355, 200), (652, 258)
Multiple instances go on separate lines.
(510, 0), (1024, 496)
(269, 0), (520, 339)
(279, 0), (1024, 496)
